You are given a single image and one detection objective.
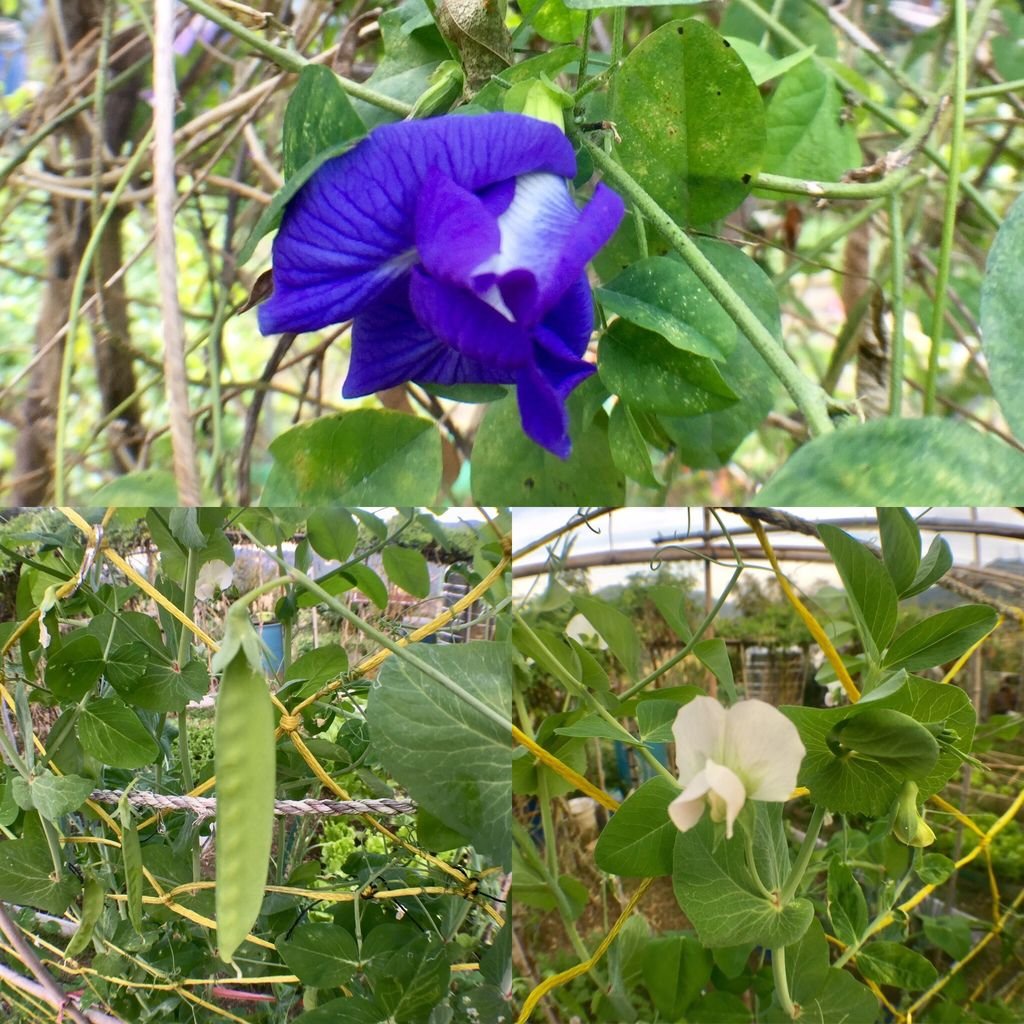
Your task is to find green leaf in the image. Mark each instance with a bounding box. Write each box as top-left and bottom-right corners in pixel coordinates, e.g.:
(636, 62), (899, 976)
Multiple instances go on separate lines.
(608, 402), (661, 488)
(46, 630), (104, 701)
(282, 645), (348, 700)
(472, 392), (625, 503)
(757, 418), (1024, 502)
(648, 585), (693, 641)
(915, 853), (955, 887)
(782, 676), (976, 815)
(109, 647), (209, 712)
(660, 239), (781, 467)
(565, 0), (703, 6)
(88, 470), (180, 505)
(903, 535), (954, 599)
(672, 805), (813, 948)
(818, 524), (898, 654)
(641, 934), (712, 1018)
(306, 508), (358, 562)
(597, 256), (736, 360)
(283, 66), (365, 180)
(878, 507), (921, 596)
(12, 771), (93, 822)
(611, 19), (765, 226)
(981, 191), (1024, 442)
(367, 642), (512, 868)
(367, 934), (450, 1023)
(856, 941), (938, 990)
(594, 776), (680, 877)
(77, 698), (159, 769)
(727, 37), (816, 86)
(883, 605), (998, 672)
(277, 923), (359, 987)
(920, 914), (972, 959)
(599, 320), (738, 416)
(826, 860), (868, 947)
(262, 411), (443, 504)
(518, 0), (585, 43)
(761, 60), (860, 181)
(0, 831), (80, 914)
(340, 563), (389, 610)
(637, 699), (687, 743)
(570, 593), (642, 679)
(382, 545), (431, 598)
(693, 638), (736, 702)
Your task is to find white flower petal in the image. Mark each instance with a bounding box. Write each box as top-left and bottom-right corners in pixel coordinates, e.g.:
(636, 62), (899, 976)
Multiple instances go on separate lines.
(475, 172), (579, 284)
(723, 699), (805, 801)
(703, 759), (747, 839)
(668, 774), (711, 833)
(672, 696), (727, 785)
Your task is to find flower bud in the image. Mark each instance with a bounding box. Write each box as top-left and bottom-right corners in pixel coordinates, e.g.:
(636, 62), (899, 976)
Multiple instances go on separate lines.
(890, 780), (936, 848)
(504, 78), (570, 131)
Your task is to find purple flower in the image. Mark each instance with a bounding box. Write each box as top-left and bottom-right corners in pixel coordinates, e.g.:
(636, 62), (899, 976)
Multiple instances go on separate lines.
(258, 113), (625, 457)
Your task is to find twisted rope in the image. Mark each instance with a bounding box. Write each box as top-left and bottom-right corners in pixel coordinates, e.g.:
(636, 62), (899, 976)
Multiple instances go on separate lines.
(89, 790), (415, 820)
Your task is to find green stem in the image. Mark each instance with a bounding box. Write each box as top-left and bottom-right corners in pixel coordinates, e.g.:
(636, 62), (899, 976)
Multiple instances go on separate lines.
(967, 77), (1024, 99)
(537, 772), (559, 878)
(607, 7), (626, 112)
(178, 0), (413, 115)
(586, 143), (835, 437)
(888, 192), (906, 418)
(40, 818), (66, 882)
(54, 124), (155, 503)
(743, 825), (774, 899)
(576, 11), (594, 93)
(622, 565), (742, 699)
(780, 803), (826, 906)
(756, 169), (909, 200)
(244, 534), (512, 734)
(772, 944), (798, 1019)
(924, 0), (968, 416)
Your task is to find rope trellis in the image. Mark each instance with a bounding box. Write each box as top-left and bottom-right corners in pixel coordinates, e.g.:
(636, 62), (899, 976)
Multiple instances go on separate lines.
(88, 789), (416, 821)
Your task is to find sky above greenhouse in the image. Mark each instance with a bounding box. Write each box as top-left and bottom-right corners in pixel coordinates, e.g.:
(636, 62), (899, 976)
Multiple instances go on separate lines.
(512, 508), (1024, 599)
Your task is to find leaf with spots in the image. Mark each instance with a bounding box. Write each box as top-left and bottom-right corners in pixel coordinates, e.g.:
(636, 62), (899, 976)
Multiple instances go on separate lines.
(611, 19), (765, 227)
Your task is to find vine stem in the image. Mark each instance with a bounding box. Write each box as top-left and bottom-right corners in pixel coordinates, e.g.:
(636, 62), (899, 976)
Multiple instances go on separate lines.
(780, 803), (826, 905)
(179, 0), (413, 115)
(924, 0), (968, 415)
(772, 944), (798, 1019)
(888, 192), (906, 417)
(585, 142), (835, 437)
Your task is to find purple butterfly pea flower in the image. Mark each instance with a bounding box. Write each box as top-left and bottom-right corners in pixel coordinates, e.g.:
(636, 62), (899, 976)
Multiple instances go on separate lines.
(257, 112), (625, 458)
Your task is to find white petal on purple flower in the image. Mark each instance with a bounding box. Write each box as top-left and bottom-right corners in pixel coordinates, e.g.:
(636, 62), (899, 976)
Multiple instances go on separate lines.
(259, 114), (575, 334)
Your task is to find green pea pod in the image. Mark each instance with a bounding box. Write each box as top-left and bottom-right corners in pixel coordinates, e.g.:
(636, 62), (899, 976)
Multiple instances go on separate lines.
(65, 874), (105, 958)
(215, 651), (276, 964)
(121, 820), (144, 935)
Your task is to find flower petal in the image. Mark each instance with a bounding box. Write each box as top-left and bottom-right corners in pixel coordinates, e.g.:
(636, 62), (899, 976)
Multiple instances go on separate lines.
(516, 361), (572, 458)
(259, 114), (575, 335)
(343, 280), (511, 397)
(415, 169), (500, 285)
(723, 700), (806, 802)
(672, 696), (728, 785)
(409, 267), (532, 369)
(703, 759), (747, 839)
(668, 770), (711, 833)
(540, 272), (595, 359)
(539, 182), (626, 310)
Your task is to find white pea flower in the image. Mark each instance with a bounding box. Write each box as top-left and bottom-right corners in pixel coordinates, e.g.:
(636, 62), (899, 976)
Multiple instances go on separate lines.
(668, 696), (806, 839)
(195, 559), (233, 601)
